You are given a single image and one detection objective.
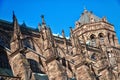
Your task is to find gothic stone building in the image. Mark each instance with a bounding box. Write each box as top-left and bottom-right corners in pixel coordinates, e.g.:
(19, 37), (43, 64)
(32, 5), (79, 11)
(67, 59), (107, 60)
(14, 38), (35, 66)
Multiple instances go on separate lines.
(0, 9), (120, 80)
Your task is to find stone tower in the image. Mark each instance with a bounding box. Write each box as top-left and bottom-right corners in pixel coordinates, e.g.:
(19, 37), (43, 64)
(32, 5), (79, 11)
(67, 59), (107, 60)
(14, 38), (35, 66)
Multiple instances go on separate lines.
(71, 9), (120, 80)
(73, 9), (119, 47)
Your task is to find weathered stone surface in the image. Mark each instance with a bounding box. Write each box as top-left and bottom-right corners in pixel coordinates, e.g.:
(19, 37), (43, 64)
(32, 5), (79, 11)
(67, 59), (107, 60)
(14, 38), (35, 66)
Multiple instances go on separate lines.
(76, 65), (93, 80)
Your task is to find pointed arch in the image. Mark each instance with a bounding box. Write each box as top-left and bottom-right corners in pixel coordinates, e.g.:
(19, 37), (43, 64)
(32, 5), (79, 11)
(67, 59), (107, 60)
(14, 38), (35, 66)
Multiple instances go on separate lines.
(27, 58), (45, 74)
(23, 37), (36, 50)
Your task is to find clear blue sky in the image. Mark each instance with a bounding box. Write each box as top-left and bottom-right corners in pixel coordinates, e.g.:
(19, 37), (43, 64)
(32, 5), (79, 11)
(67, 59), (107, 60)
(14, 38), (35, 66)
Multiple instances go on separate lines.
(0, 0), (120, 42)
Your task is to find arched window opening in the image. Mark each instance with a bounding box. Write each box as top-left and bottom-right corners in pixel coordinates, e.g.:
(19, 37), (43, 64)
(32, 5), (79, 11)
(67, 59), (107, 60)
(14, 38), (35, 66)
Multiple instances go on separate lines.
(23, 38), (35, 50)
(90, 53), (96, 61)
(112, 35), (115, 46)
(108, 33), (111, 44)
(62, 57), (66, 67)
(28, 59), (43, 73)
(98, 33), (104, 44)
(90, 34), (96, 47)
(0, 50), (11, 69)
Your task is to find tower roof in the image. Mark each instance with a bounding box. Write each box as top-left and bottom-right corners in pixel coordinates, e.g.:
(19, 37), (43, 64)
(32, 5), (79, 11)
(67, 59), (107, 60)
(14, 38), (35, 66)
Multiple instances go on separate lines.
(78, 9), (102, 25)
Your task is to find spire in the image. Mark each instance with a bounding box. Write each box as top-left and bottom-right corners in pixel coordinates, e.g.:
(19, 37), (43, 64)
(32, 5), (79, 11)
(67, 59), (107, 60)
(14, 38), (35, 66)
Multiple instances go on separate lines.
(70, 27), (73, 38)
(69, 27), (76, 47)
(13, 11), (17, 27)
(62, 29), (65, 38)
(13, 11), (16, 21)
(41, 15), (46, 28)
(10, 12), (23, 51)
(41, 15), (45, 25)
(22, 21), (26, 26)
(38, 23), (42, 31)
(12, 12), (21, 38)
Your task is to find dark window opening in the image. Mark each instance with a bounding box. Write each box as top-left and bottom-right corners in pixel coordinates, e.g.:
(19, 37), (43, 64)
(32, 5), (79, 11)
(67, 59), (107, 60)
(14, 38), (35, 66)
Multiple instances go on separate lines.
(62, 57), (66, 67)
(28, 59), (44, 73)
(0, 50), (11, 69)
(23, 39), (35, 50)
(91, 53), (96, 61)
(68, 62), (72, 72)
(108, 33), (111, 44)
(112, 35), (115, 46)
(90, 34), (96, 47)
(98, 33), (104, 44)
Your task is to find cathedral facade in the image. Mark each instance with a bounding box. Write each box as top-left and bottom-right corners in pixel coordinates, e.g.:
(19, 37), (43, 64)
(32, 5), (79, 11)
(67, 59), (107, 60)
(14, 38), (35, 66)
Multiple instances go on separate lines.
(0, 9), (120, 80)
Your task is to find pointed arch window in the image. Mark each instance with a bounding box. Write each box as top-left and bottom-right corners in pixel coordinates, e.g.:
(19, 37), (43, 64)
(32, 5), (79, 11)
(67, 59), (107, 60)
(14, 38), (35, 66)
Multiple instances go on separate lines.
(23, 38), (35, 50)
(28, 59), (40, 73)
(98, 33), (104, 44)
(90, 34), (96, 47)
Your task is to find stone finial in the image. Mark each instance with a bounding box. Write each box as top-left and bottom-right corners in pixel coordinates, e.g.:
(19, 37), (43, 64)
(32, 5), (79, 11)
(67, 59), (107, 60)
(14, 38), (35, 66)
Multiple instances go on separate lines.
(41, 15), (47, 28)
(38, 23), (41, 31)
(70, 27), (72, 31)
(41, 15), (45, 24)
(62, 29), (65, 38)
(12, 11), (21, 37)
(76, 21), (81, 28)
(102, 16), (107, 22)
(70, 27), (73, 34)
(13, 11), (15, 19)
(69, 27), (73, 38)
(13, 11), (16, 21)
(12, 11), (18, 26)
(21, 21), (26, 27)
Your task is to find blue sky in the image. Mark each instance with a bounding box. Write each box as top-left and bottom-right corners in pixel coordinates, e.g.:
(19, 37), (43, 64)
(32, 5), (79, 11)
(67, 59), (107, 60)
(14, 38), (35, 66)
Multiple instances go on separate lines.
(0, 0), (120, 42)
